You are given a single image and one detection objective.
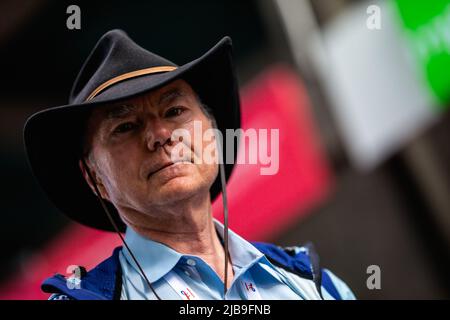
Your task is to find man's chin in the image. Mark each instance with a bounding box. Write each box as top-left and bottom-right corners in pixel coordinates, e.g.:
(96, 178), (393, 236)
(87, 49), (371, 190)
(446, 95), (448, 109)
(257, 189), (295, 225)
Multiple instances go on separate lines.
(148, 178), (205, 204)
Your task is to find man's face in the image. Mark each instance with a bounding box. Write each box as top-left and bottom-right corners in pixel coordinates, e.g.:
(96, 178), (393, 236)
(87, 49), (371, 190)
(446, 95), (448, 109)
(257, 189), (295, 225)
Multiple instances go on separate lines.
(82, 79), (218, 219)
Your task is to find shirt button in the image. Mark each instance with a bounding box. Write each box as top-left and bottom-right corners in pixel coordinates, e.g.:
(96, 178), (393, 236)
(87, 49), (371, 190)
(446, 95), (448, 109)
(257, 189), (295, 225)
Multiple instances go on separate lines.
(186, 258), (196, 266)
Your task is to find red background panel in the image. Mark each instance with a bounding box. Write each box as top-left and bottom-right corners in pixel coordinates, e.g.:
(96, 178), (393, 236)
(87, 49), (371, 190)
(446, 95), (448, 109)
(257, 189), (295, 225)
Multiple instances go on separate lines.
(213, 65), (332, 240)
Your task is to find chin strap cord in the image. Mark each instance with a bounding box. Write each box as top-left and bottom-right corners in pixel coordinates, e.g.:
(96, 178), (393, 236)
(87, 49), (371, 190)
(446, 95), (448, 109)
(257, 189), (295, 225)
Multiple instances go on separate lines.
(81, 158), (161, 300)
(218, 161), (230, 299)
(213, 118), (231, 300)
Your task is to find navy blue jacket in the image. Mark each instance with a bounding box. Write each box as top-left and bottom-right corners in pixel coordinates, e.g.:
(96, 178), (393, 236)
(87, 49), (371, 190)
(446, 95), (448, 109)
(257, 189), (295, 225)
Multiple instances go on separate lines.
(42, 242), (343, 300)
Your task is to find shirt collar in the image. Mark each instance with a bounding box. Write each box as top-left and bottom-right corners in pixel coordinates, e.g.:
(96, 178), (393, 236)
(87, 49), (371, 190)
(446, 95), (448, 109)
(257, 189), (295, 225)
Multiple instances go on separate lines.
(212, 218), (264, 269)
(122, 225), (183, 283)
(122, 218), (265, 283)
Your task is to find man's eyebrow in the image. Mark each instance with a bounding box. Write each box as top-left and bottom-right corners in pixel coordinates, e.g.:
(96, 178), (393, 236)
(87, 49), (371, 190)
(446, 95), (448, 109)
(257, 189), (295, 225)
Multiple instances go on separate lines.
(104, 104), (137, 120)
(102, 88), (184, 121)
(158, 88), (185, 105)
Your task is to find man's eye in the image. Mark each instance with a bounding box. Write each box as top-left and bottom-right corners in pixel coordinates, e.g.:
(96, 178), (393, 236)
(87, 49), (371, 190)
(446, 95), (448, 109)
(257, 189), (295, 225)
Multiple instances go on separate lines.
(165, 106), (185, 118)
(113, 122), (138, 134)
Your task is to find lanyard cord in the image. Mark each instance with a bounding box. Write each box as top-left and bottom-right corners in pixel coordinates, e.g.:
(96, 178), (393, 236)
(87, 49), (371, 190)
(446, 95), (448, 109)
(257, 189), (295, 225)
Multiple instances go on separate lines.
(80, 158), (162, 300)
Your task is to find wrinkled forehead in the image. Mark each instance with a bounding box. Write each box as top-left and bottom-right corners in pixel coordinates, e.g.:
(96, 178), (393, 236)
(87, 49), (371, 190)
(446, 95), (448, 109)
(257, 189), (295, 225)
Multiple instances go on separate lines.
(93, 79), (195, 119)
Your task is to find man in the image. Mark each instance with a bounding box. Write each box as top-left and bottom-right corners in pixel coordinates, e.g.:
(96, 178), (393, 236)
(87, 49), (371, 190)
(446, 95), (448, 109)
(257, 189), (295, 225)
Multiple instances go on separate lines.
(24, 29), (355, 300)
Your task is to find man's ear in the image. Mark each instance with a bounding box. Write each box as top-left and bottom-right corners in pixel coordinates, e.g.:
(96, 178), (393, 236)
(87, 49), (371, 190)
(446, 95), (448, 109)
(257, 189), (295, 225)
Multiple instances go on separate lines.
(78, 158), (110, 201)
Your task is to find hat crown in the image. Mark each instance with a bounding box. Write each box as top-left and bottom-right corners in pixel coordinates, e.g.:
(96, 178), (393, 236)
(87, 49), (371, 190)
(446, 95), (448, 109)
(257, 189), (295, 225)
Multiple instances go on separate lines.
(70, 29), (177, 104)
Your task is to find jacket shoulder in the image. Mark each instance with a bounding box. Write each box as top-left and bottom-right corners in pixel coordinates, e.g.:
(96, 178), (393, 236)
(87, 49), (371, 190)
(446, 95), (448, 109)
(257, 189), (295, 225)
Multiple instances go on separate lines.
(41, 246), (123, 300)
(251, 241), (314, 279)
(250, 241), (355, 300)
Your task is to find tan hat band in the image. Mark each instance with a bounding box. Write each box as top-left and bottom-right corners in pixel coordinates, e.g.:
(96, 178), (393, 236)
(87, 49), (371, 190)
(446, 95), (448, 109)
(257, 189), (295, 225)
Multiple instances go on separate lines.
(85, 66), (178, 101)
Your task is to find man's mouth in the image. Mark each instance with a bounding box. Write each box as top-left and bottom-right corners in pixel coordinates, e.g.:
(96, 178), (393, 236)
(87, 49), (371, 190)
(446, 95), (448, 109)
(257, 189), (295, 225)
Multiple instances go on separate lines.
(147, 159), (192, 179)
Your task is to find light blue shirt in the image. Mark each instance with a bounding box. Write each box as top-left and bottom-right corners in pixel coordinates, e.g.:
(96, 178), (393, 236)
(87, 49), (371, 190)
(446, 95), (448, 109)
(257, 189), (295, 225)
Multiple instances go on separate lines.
(118, 218), (355, 300)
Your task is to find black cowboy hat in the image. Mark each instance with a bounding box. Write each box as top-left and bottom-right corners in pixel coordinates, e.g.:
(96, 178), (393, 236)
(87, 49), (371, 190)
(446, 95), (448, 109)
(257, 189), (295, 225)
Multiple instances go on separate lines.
(23, 29), (241, 232)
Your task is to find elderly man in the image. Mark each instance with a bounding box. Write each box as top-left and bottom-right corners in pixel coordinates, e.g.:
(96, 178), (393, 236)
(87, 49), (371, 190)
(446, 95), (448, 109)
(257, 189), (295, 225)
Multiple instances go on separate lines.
(24, 29), (355, 300)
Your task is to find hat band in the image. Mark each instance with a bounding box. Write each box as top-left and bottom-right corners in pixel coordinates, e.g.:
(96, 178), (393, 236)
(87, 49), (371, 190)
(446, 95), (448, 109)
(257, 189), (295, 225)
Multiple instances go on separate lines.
(85, 66), (178, 101)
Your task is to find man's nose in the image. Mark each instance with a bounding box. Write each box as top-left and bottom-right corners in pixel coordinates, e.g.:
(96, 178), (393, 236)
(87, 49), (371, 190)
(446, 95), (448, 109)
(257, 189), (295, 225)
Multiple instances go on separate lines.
(144, 119), (173, 151)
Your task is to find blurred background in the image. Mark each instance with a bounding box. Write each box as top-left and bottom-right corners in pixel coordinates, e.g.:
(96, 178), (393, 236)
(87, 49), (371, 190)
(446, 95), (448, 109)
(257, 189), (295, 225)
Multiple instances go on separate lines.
(0, 0), (449, 299)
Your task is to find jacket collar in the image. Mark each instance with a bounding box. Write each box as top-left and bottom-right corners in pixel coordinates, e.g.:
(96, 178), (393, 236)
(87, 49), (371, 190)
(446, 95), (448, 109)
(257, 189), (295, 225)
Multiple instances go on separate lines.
(41, 241), (318, 300)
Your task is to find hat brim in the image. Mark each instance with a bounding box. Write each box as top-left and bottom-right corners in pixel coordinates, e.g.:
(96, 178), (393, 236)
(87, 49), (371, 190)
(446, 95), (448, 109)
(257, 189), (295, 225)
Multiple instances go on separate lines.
(24, 37), (241, 232)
